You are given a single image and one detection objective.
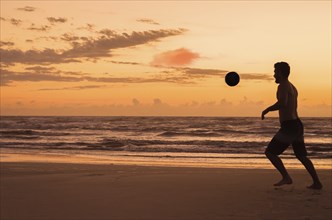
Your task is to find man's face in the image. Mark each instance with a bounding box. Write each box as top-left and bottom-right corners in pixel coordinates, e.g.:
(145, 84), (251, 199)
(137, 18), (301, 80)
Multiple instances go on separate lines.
(274, 68), (282, 84)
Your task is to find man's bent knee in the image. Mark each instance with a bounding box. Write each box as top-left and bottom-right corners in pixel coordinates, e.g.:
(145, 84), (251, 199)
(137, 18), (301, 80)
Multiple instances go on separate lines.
(265, 149), (276, 157)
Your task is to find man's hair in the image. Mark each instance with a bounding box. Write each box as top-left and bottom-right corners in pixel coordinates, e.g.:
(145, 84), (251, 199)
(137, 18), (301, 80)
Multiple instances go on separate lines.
(274, 62), (290, 78)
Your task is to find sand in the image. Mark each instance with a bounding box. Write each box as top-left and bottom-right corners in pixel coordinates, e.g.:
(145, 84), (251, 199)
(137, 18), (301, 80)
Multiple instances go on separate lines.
(1, 161), (331, 220)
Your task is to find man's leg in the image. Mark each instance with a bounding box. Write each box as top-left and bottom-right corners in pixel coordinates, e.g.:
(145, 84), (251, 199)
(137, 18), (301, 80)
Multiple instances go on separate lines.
(293, 138), (323, 190)
(265, 150), (293, 186)
(296, 155), (322, 189)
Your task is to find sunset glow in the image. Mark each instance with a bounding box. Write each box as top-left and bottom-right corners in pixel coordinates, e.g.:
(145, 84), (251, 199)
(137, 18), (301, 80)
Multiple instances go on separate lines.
(1, 1), (331, 116)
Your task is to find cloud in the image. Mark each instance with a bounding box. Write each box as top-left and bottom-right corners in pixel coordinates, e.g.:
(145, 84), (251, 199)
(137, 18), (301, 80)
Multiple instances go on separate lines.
(240, 73), (272, 81)
(137, 18), (160, 25)
(37, 85), (107, 91)
(98, 28), (116, 37)
(151, 48), (200, 67)
(10, 18), (22, 26)
(0, 66), (193, 86)
(0, 68), (81, 86)
(0, 41), (15, 47)
(132, 98), (140, 106)
(25, 66), (57, 73)
(0, 48), (81, 65)
(0, 64), (269, 86)
(2, 66), (87, 85)
(17, 6), (36, 12)
(0, 17), (23, 26)
(108, 60), (141, 66)
(60, 33), (81, 42)
(77, 24), (96, 32)
(47, 17), (68, 25)
(156, 66), (272, 82)
(62, 28), (188, 59)
(220, 98), (233, 105)
(240, 96), (264, 105)
(153, 98), (162, 105)
(1, 28), (187, 65)
(27, 24), (52, 31)
(178, 67), (227, 77)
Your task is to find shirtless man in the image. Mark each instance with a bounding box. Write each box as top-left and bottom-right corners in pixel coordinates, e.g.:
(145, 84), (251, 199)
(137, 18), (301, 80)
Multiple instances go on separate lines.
(261, 62), (322, 189)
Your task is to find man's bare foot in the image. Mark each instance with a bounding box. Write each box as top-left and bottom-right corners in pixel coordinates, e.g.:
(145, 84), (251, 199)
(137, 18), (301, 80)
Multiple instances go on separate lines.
(307, 182), (323, 190)
(274, 177), (293, 186)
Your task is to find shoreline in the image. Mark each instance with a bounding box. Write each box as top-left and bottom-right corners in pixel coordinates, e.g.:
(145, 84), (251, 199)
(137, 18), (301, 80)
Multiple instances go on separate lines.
(1, 161), (331, 220)
(1, 148), (331, 169)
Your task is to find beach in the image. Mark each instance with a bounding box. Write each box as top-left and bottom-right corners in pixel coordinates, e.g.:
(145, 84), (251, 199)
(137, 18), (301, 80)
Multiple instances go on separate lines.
(1, 155), (331, 220)
(1, 116), (331, 219)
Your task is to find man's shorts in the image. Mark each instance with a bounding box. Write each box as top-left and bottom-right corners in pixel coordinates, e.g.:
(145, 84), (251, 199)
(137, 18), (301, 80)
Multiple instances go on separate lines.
(266, 118), (307, 157)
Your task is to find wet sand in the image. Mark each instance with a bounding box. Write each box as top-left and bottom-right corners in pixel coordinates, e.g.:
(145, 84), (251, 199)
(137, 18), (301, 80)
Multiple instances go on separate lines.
(1, 162), (331, 220)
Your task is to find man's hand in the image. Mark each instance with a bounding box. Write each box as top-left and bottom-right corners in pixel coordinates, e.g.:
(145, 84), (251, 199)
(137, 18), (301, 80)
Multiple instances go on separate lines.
(261, 109), (269, 120)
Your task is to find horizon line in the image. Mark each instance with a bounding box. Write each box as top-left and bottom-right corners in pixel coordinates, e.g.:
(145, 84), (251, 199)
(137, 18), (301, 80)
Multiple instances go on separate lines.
(1, 115), (331, 118)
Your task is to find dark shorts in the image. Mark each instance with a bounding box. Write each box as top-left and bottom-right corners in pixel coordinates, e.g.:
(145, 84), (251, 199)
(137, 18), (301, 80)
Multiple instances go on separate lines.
(266, 118), (307, 157)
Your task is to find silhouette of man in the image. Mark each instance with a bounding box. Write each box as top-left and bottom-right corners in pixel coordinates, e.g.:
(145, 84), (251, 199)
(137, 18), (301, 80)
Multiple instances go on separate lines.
(261, 62), (322, 189)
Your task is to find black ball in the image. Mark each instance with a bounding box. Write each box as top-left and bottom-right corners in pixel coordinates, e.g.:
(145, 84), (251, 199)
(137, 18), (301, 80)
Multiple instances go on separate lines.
(225, 72), (240, 87)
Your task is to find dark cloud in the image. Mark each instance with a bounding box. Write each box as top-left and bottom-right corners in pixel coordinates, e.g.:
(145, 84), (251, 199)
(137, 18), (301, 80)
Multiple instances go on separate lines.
(77, 23), (96, 32)
(62, 28), (187, 59)
(137, 18), (160, 25)
(240, 73), (272, 81)
(37, 36), (59, 42)
(0, 63), (267, 86)
(98, 29), (116, 37)
(179, 67), (228, 77)
(25, 66), (57, 73)
(0, 41), (15, 47)
(0, 48), (81, 65)
(0, 66), (193, 86)
(0, 68), (79, 86)
(132, 98), (140, 106)
(159, 66), (272, 81)
(17, 6), (36, 12)
(10, 18), (22, 26)
(108, 60), (141, 65)
(60, 33), (81, 42)
(38, 85), (107, 91)
(27, 24), (52, 31)
(47, 17), (68, 24)
(0, 17), (23, 26)
(1, 28), (187, 65)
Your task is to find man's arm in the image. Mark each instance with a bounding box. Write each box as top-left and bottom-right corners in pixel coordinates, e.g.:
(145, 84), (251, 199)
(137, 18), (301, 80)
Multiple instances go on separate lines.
(261, 84), (288, 120)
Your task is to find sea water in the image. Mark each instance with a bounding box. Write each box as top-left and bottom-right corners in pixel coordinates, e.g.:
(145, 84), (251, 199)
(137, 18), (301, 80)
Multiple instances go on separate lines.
(1, 116), (331, 168)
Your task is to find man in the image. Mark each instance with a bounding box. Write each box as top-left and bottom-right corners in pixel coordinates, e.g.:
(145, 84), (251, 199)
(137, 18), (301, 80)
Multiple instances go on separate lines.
(261, 62), (322, 189)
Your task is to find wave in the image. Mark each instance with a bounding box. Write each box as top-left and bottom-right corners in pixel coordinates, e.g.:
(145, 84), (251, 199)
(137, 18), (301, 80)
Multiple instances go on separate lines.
(1, 116), (330, 159)
(1, 134), (331, 159)
(158, 131), (221, 137)
(0, 129), (72, 138)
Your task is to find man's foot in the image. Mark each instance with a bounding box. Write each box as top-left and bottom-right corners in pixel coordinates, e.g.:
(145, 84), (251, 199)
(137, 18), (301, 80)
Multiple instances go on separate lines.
(274, 177), (293, 186)
(307, 182), (323, 190)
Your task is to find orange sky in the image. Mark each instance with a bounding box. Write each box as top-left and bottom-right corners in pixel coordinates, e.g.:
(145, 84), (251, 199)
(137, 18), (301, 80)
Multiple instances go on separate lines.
(0, 1), (331, 116)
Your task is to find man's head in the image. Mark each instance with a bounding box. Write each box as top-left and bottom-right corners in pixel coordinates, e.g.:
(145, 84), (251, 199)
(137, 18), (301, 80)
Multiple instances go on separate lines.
(274, 62), (290, 84)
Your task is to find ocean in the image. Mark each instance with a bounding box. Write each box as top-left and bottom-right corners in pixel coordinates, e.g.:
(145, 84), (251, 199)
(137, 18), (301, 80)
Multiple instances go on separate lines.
(1, 116), (331, 168)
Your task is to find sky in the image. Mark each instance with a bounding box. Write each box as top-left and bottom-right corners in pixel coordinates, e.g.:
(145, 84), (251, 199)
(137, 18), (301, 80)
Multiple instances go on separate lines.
(0, 1), (331, 116)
